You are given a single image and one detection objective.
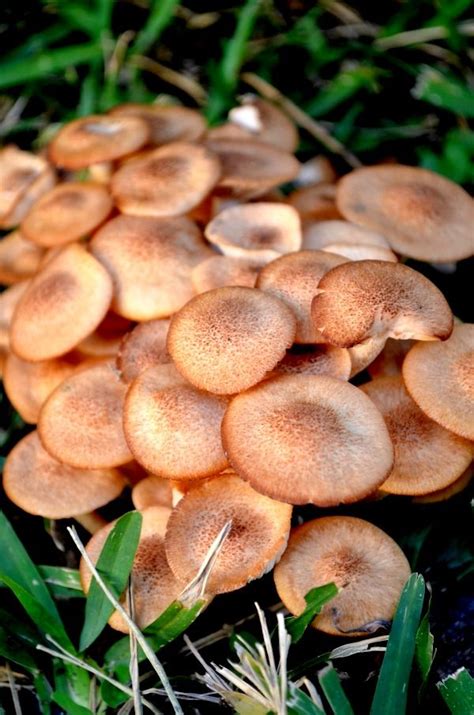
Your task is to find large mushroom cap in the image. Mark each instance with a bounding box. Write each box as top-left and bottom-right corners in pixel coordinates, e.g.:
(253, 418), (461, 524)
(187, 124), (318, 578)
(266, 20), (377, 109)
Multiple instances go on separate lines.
(80, 506), (180, 632)
(167, 286), (296, 394)
(191, 254), (263, 293)
(228, 97), (299, 153)
(257, 250), (347, 343)
(91, 214), (212, 320)
(165, 474), (292, 594)
(205, 202), (301, 261)
(361, 376), (473, 495)
(0, 231), (45, 284)
(38, 361), (132, 468)
(48, 115), (150, 169)
(0, 146), (56, 228)
(109, 103), (207, 144)
(222, 374), (394, 506)
(10, 243), (113, 361)
(3, 431), (125, 519)
(311, 260), (453, 347)
(336, 165), (474, 262)
(117, 319), (170, 383)
(274, 516), (411, 636)
(21, 182), (113, 247)
(111, 142), (221, 217)
(402, 323), (474, 440)
(124, 365), (229, 479)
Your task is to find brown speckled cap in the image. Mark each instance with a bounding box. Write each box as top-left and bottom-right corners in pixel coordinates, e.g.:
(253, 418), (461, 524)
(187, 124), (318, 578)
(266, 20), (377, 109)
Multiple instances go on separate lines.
(0, 146), (56, 228)
(132, 476), (173, 510)
(191, 254), (263, 293)
(110, 103), (206, 144)
(117, 319), (171, 383)
(228, 97), (298, 153)
(0, 231), (45, 284)
(270, 344), (351, 381)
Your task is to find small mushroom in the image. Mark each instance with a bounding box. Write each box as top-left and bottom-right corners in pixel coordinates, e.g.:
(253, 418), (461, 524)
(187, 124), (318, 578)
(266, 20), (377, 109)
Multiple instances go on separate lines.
(132, 476), (173, 510)
(191, 254), (264, 292)
(270, 344), (351, 381)
(167, 286), (296, 394)
(117, 319), (171, 383)
(412, 465), (473, 504)
(0, 231), (45, 284)
(348, 336), (387, 378)
(287, 184), (341, 221)
(76, 312), (133, 359)
(0, 146), (55, 228)
(228, 97), (298, 153)
(0, 280), (30, 351)
(109, 103), (207, 144)
(274, 516), (411, 636)
(303, 219), (391, 251)
(368, 338), (415, 379)
(165, 474), (292, 594)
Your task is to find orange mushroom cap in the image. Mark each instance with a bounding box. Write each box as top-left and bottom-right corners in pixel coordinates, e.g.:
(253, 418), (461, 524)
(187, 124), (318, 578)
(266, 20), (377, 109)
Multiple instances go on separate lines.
(0, 280), (30, 350)
(270, 344), (351, 381)
(110, 103), (206, 144)
(191, 254), (263, 293)
(0, 146), (56, 228)
(132, 476), (173, 510)
(228, 97), (299, 153)
(0, 231), (45, 285)
(117, 319), (170, 383)
(287, 184), (341, 221)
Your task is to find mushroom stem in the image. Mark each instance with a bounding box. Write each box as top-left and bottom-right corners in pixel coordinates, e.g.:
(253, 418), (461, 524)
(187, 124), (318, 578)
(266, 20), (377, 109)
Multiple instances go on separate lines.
(74, 511), (108, 534)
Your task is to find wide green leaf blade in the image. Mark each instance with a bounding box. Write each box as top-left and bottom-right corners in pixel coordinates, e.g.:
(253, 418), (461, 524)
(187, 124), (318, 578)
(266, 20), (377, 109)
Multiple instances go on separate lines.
(39, 565), (84, 599)
(318, 663), (354, 715)
(79, 511), (142, 651)
(0, 626), (38, 673)
(286, 583), (338, 643)
(437, 667), (474, 715)
(370, 573), (425, 715)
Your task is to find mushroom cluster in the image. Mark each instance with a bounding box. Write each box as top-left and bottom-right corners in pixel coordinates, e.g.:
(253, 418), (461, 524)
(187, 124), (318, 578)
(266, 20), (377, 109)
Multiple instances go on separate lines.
(1, 98), (473, 635)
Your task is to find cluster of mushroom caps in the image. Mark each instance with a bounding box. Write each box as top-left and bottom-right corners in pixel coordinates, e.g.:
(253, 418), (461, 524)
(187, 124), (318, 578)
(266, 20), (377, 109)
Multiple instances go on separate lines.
(1, 98), (473, 636)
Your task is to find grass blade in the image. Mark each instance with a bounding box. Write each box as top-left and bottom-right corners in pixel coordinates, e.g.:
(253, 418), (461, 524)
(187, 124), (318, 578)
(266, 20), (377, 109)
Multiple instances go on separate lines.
(130, 0), (180, 57)
(286, 583), (338, 643)
(437, 668), (474, 715)
(415, 589), (435, 699)
(287, 683), (325, 715)
(0, 43), (101, 89)
(39, 566), (84, 599)
(370, 573), (425, 715)
(318, 663), (354, 715)
(79, 511), (142, 651)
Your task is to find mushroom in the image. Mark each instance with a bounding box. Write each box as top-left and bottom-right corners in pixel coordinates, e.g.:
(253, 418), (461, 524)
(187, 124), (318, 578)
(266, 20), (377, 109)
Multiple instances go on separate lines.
(10, 243), (113, 361)
(311, 260), (453, 347)
(222, 374), (394, 505)
(109, 103), (207, 144)
(165, 474), (292, 594)
(257, 250), (348, 343)
(336, 165), (474, 262)
(412, 465), (473, 504)
(0, 146), (56, 228)
(76, 312), (133, 359)
(361, 376), (473, 495)
(132, 476), (173, 510)
(0, 231), (45, 284)
(348, 336), (387, 378)
(191, 254), (264, 292)
(167, 286), (296, 394)
(38, 361), (132, 468)
(270, 344), (351, 381)
(123, 365), (229, 479)
(368, 338), (415, 379)
(205, 202), (302, 261)
(274, 516), (411, 636)
(0, 280), (31, 353)
(117, 319), (171, 383)
(21, 182), (113, 247)
(111, 142), (221, 217)
(294, 156), (337, 187)
(228, 97), (299, 153)
(287, 184), (341, 221)
(303, 219), (391, 250)
(402, 323), (474, 440)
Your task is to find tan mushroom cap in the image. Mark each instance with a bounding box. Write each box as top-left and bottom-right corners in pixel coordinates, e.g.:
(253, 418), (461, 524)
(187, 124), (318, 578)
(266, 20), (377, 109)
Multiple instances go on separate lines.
(205, 203), (302, 261)
(274, 516), (411, 636)
(336, 165), (474, 262)
(117, 319), (170, 383)
(294, 156), (337, 187)
(257, 250), (347, 343)
(111, 142), (221, 217)
(319, 243), (397, 262)
(361, 376), (473, 495)
(228, 97), (299, 153)
(403, 323), (474, 440)
(191, 255), (263, 293)
(0, 231), (45, 284)
(222, 374), (394, 506)
(124, 365), (229, 479)
(165, 474), (292, 594)
(206, 138), (300, 198)
(38, 361), (132, 468)
(48, 115), (150, 169)
(3, 431), (125, 519)
(311, 260), (453, 348)
(348, 337), (387, 378)
(368, 338), (415, 379)
(80, 506), (180, 632)
(110, 103), (207, 144)
(91, 214), (212, 320)
(303, 220), (391, 251)
(0, 146), (56, 228)
(10, 243), (113, 361)
(270, 345), (351, 381)
(21, 182), (113, 247)
(167, 287), (296, 394)
(412, 464), (473, 504)
(288, 184), (341, 221)
(132, 476), (173, 510)
(76, 312), (132, 359)
(0, 280), (30, 350)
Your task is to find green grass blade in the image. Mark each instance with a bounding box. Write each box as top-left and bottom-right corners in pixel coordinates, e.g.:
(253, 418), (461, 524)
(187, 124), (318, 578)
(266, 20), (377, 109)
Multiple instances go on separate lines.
(437, 668), (474, 715)
(79, 511), (142, 651)
(413, 67), (474, 118)
(286, 583), (338, 643)
(130, 0), (180, 57)
(39, 566), (84, 599)
(370, 573), (425, 715)
(0, 43), (101, 89)
(287, 683), (326, 715)
(0, 626), (39, 673)
(318, 663), (354, 715)
(415, 589), (435, 699)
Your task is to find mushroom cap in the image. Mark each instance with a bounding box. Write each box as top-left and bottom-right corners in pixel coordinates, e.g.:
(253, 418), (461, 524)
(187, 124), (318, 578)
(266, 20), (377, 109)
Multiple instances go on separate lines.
(0, 146), (56, 228)
(222, 374), (394, 506)
(311, 260), (453, 347)
(167, 287), (296, 394)
(294, 156), (337, 187)
(270, 345), (351, 381)
(38, 361), (132, 468)
(368, 338), (415, 379)
(288, 184), (341, 221)
(80, 506), (180, 632)
(0, 231), (45, 284)
(402, 323), (474, 440)
(10, 243), (113, 361)
(274, 516), (411, 636)
(3, 431), (125, 519)
(124, 365), (229, 479)
(91, 214), (212, 320)
(0, 280), (30, 349)
(303, 220), (391, 251)
(205, 202), (302, 261)
(109, 103), (206, 144)
(132, 476), (173, 510)
(191, 254), (263, 293)
(228, 97), (299, 153)
(361, 376), (473, 495)
(336, 165), (474, 262)
(111, 142), (221, 217)
(320, 243), (397, 262)
(117, 319), (170, 383)
(48, 115), (150, 169)
(76, 312), (132, 359)
(257, 250), (347, 343)
(205, 138), (300, 198)
(348, 336), (387, 378)
(165, 474), (292, 594)
(412, 465), (473, 504)
(21, 182), (113, 247)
